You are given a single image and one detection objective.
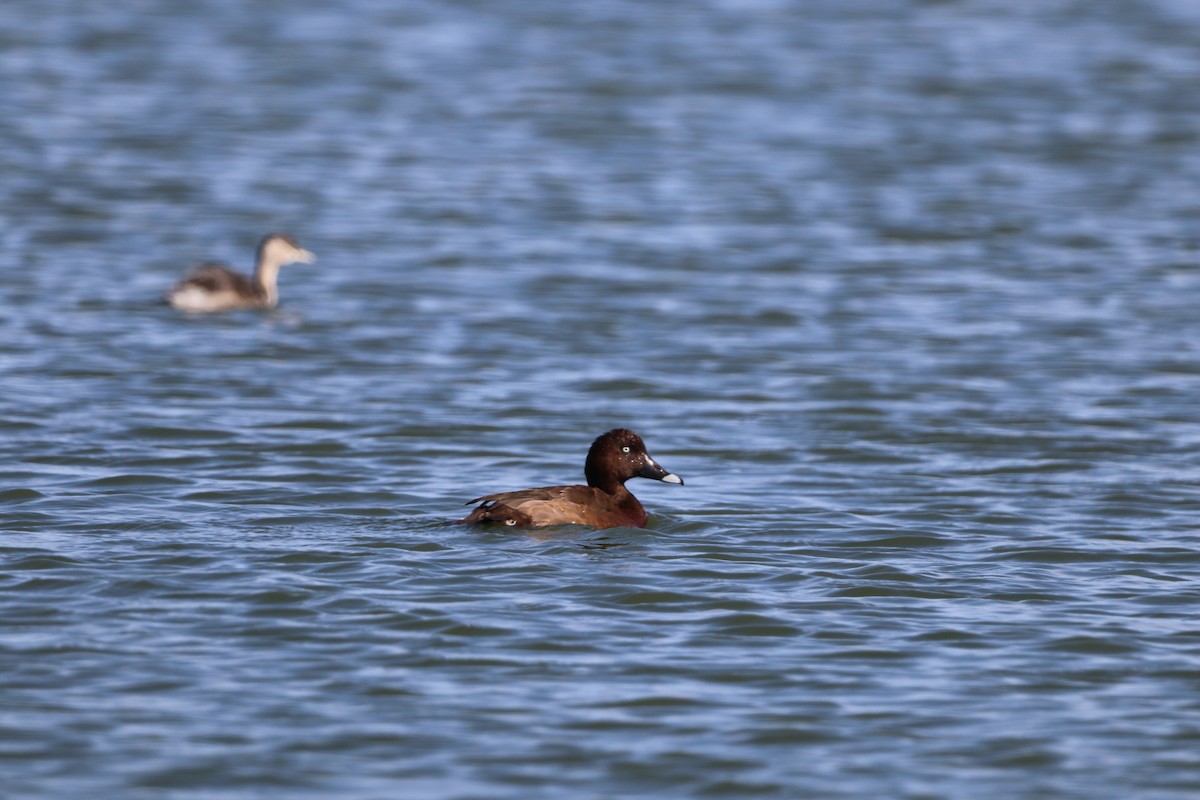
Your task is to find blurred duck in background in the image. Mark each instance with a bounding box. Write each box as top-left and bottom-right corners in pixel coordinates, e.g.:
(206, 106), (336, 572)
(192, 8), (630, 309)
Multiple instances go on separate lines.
(166, 232), (314, 313)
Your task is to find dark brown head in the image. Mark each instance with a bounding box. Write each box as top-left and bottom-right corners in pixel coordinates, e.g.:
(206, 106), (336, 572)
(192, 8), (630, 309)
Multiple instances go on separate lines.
(583, 428), (684, 492)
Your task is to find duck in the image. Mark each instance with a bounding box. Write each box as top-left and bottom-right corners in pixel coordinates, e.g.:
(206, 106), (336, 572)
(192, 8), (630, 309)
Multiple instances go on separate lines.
(461, 428), (684, 529)
(166, 232), (315, 313)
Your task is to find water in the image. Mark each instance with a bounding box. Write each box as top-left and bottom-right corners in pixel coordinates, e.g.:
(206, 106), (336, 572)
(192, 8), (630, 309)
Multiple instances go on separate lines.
(3, 0), (1200, 797)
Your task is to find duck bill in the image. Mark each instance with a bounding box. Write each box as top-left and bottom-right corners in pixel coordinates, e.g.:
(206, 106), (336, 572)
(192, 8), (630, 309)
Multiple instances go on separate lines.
(297, 249), (316, 264)
(638, 456), (684, 485)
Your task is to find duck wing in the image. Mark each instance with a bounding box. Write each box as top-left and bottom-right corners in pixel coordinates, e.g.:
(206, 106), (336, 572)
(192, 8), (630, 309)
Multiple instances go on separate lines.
(462, 485), (651, 529)
(180, 263), (257, 294)
(463, 485), (609, 527)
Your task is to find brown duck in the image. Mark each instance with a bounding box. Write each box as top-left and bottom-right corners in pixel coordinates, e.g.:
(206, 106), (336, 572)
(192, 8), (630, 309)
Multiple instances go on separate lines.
(461, 428), (684, 529)
(166, 232), (315, 313)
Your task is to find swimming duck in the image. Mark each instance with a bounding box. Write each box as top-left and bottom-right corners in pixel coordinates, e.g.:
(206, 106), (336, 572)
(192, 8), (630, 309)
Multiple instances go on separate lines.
(166, 232), (315, 313)
(462, 428), (684, 529)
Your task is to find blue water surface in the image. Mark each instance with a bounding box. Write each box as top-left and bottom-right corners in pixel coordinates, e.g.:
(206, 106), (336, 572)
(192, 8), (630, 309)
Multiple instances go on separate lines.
(3, 1), (1200, 797)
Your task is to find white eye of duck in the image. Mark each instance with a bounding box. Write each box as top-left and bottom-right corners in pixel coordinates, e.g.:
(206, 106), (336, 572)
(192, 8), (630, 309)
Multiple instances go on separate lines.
(505, 519), (517, 526)
(622, 446), (631, 453)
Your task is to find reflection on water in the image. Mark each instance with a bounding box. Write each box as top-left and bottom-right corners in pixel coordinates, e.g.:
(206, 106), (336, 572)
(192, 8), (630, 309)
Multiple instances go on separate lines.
(3, 1), (1200, 797)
